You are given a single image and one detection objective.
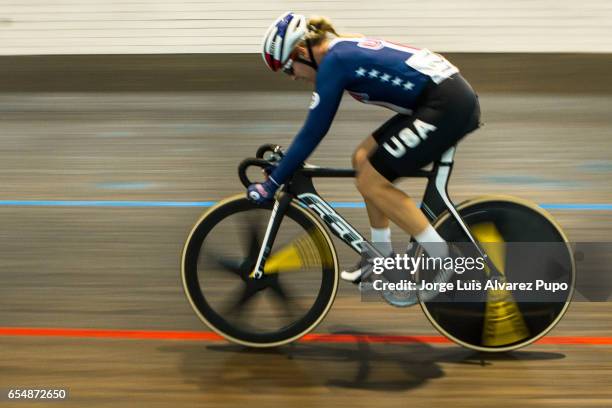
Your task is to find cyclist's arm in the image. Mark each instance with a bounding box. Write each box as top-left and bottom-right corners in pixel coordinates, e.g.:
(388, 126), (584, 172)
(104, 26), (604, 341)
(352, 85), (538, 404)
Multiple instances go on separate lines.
(268, 61), (346, 186)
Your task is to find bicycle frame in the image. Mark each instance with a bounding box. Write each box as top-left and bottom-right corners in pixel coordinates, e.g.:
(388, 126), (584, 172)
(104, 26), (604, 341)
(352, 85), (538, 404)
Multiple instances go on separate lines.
(250, 146), (490, 279)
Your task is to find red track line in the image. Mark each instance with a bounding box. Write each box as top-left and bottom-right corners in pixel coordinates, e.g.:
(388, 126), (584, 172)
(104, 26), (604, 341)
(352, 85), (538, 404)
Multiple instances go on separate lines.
(1, 327), (611, 345)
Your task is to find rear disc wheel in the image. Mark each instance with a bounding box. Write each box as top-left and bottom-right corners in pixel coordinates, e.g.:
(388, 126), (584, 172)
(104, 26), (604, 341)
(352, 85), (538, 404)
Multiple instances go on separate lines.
(421, 196), (575, 352)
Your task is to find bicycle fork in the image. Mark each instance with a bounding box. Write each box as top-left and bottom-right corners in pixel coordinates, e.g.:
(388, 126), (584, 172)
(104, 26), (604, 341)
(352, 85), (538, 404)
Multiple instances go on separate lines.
(250, 193), (293, 279)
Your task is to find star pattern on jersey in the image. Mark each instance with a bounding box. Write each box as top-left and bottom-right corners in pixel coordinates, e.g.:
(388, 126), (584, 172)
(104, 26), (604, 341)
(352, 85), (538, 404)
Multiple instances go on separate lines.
(354, 67), (416, 92)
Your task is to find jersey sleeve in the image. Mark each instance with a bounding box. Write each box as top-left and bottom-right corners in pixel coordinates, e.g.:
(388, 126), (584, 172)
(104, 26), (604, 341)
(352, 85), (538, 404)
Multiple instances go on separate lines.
(268, 54), (347, 186)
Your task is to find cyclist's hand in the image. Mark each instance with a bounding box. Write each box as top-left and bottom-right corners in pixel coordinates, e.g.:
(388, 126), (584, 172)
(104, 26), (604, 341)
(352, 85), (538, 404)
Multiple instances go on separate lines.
(247, 179), (278, 205)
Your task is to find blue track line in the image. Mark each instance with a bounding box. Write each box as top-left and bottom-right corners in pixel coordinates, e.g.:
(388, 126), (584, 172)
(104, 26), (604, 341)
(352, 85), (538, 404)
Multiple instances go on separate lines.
(539, 203), (612, 211)
(0, 200), (610, 211)
(0, 200), (216, 208)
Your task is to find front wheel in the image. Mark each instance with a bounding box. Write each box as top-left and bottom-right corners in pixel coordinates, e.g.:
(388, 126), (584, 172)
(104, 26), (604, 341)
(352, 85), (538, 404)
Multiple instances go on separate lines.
(181, 195), (339, 347)
(421, 195), (575, 352)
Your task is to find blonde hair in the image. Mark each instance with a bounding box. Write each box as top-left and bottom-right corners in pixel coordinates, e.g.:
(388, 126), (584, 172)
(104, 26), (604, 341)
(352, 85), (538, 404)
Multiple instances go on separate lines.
(301, 15), (362, 46)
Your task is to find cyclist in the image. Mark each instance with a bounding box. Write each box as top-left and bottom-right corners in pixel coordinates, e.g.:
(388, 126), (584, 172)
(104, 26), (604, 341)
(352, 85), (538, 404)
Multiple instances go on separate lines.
(248, 12), (481, 282)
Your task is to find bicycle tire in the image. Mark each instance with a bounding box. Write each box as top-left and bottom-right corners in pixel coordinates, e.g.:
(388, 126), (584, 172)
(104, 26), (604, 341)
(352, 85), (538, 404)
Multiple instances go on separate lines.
(181, 194), (339, 347)
(421, 195), (575, 352)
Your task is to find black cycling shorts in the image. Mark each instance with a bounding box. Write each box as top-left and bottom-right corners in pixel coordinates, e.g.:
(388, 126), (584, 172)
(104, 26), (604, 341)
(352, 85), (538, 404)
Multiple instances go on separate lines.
(369, 73), (481, 181)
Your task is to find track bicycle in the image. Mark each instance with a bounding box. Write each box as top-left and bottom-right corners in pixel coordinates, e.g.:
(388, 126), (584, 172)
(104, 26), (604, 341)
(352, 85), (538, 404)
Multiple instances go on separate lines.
(182, 143), (575, 352)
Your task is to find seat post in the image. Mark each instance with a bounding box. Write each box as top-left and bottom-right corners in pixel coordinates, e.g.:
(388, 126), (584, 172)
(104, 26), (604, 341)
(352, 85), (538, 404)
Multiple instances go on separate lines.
(421, 146), (457, 220)
(439, 146), (456, 165)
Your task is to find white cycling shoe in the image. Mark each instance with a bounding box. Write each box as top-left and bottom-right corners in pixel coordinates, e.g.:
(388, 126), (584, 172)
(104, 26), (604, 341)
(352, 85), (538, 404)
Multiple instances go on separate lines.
(340, 258), (373, 283)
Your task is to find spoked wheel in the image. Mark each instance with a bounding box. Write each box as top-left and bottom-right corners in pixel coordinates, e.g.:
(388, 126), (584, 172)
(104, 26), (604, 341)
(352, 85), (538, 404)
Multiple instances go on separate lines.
(181, 195), (339, 347)
(421, 196), (575, 352)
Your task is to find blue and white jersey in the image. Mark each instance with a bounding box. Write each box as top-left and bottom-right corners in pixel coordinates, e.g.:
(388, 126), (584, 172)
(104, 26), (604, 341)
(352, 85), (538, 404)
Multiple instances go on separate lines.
(269, 38), (459, 186)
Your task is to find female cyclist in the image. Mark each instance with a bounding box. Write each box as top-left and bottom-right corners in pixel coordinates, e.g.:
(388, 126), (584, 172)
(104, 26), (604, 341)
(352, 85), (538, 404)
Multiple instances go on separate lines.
(247, 12), (481, 282)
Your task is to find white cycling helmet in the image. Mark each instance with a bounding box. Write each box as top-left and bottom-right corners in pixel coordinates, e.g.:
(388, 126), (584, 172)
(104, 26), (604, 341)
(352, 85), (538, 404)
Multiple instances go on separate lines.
(262, 12), (308, 72)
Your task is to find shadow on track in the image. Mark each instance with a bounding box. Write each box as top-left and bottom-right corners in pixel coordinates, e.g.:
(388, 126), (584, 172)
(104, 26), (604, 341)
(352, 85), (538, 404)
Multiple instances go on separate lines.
(159, 328), (565, 393)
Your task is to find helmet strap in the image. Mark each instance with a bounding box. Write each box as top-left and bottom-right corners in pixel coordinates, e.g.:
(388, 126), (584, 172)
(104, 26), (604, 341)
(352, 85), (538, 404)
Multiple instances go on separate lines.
(304, 39), (319, 71)
(292, 39), (319, 72)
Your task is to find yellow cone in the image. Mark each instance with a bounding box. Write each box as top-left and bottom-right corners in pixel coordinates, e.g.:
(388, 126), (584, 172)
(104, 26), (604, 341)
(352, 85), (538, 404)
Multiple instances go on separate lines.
(482, 289), (530, 346)
(262, 228), (333, 274)
(471, 222), (506, 277)
(471, 222), (530, 347)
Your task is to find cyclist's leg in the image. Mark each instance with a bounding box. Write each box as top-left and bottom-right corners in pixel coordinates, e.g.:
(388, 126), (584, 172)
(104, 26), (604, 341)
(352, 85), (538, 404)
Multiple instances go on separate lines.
(352, 135), (390, 229)
(342, 134), (396, 283)
(355, 113), (445, 259)
(351, 135), (393, 258)
(357, 159), (450, 262)
(356, 161), (429, 235)
(357, 74), (481, 259)
(353, 114), (427, 254)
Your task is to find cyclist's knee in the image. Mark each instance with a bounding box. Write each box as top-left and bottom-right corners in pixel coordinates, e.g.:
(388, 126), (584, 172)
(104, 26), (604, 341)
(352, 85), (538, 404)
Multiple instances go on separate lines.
(355, 160), (394, 199)
(352, 148), (368, 170)
(352, 135), (377, 170)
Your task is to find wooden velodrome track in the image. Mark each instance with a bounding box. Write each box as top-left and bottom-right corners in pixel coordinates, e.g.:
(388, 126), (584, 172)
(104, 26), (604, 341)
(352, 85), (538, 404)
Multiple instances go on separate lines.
(0, 91), (611, 407)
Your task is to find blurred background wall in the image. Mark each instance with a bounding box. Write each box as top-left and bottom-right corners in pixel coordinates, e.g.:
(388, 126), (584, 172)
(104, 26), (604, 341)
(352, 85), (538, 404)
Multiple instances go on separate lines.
(0, 1), (611, 92)
(1, 0), (611, 54)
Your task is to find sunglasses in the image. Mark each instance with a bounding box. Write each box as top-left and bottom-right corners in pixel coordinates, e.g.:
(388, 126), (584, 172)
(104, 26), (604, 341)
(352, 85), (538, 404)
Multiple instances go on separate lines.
(282, 58), (295, 76)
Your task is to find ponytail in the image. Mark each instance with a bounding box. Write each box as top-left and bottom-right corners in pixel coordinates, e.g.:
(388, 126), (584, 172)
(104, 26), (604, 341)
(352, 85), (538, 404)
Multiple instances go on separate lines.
(302, 15), (361, 46)
(305, 16), (339, 44)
